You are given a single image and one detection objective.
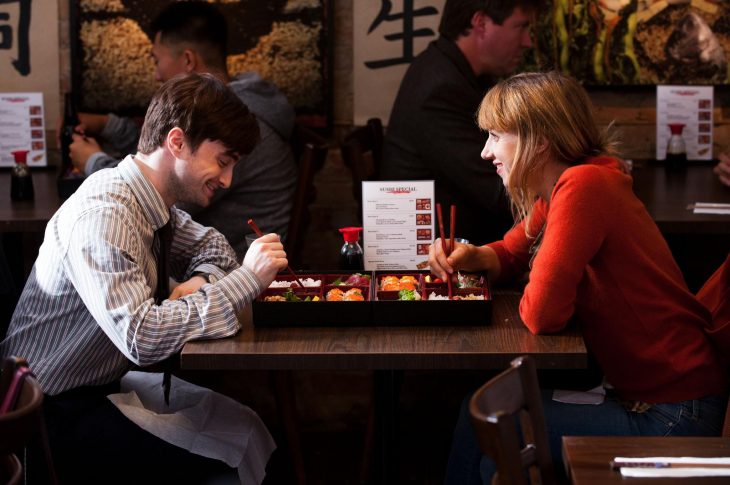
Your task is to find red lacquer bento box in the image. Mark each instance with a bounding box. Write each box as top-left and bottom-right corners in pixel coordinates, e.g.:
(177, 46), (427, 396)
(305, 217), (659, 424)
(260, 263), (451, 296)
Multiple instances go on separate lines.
(251, 270), (491, 327)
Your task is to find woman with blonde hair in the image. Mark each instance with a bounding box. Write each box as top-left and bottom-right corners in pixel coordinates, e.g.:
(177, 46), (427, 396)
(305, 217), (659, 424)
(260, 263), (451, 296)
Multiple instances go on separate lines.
(436, 71), (728, 484)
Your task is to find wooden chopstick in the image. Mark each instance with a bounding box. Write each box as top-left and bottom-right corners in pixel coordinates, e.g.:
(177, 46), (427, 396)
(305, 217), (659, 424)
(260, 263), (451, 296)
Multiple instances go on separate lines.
(449, 205), (456, 300)
(247, 218), (306, 289)
(436, 203), (453, 300)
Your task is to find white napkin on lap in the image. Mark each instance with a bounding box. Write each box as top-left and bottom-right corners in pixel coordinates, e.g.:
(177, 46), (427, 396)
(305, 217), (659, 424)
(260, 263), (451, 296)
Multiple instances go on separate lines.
(108, 371), (276, 485)
(552, 385), (605, 405)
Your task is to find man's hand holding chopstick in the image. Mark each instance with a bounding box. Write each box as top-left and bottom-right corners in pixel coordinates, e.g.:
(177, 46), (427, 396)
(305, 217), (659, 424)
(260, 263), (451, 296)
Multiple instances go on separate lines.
(242, 233), (288, 287)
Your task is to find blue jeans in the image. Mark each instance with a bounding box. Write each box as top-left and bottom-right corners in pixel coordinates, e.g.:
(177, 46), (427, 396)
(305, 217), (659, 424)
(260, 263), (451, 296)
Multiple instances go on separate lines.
(444, 389), (728, 485)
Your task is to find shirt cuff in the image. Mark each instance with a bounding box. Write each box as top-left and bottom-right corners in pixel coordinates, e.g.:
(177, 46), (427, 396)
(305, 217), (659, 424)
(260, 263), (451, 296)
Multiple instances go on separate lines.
(100, 112), (122, 140)
(85, 152), (108, 176)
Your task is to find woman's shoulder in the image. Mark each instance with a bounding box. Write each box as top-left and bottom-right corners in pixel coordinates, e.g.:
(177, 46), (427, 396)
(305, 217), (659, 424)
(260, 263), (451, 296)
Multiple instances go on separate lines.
(562, 158), (628, 186)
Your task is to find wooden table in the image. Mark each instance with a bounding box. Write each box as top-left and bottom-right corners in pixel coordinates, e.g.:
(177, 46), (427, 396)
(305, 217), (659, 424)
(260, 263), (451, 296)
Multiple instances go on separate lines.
(182, 291), (586, 484)
(631, 162), (730, 235)
(0, 167), (63, 233)
(181, 290), (587, 371)
(563, 436), (730, 484)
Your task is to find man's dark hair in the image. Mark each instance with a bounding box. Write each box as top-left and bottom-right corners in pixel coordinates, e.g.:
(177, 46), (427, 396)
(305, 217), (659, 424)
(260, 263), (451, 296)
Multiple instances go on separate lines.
(138, 72), (259, 157)
(439, 0), (543, 41)
(150, 1), (228, 70)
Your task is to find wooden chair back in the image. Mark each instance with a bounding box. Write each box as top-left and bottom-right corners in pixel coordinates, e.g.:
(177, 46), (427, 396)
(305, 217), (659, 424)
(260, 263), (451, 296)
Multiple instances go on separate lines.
(286, 124), (329, 269)
(469, 355), (557, 485)
(340, 118), (384, 221)
(0, 357), (57, 484)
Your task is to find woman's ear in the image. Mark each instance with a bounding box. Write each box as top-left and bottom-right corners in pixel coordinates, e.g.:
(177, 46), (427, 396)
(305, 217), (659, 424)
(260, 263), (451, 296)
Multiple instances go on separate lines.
(537, 137), (550, 155)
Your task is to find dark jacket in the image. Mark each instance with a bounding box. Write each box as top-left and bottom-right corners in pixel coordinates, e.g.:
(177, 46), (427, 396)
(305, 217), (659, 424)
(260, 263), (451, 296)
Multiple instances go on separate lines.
(381, 37), (513, 245)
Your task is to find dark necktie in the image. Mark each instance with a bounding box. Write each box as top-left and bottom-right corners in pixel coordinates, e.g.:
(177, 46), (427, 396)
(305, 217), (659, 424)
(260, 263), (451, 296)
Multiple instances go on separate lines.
(154, 218), (176, 405)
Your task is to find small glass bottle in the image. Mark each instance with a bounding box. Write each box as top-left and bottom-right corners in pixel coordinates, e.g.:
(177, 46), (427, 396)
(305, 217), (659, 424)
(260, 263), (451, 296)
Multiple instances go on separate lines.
(10, 149), (34, 201)
(665, 123), (687, 170)
(339, 227), (364, 271)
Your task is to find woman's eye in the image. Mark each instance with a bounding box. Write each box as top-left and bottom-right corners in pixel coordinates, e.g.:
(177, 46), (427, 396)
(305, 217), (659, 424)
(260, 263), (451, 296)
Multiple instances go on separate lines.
(489, 132), (499, 142)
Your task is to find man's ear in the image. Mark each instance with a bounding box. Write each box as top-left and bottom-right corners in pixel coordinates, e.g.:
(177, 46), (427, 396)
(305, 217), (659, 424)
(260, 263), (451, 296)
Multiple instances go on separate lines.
(182, 49), (197, 72)
(471, 11), (491, 35)
(166, 127), (185, 158)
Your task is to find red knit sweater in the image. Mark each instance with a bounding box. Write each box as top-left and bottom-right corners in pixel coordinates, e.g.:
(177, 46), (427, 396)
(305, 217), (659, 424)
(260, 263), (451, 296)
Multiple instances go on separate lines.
(489, 157), (727, 403)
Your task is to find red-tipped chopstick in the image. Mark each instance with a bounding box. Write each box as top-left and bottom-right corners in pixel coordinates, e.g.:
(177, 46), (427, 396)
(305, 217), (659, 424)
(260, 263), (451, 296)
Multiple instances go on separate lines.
(247, 218), (306, 289)
(436, 204), (453, 299)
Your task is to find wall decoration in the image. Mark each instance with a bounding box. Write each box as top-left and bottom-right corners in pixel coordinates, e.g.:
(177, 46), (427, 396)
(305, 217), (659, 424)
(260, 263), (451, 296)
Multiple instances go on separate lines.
(71, 0), (331, 127)
(0, 0), (61, 131)
(527, 0), (729, 85)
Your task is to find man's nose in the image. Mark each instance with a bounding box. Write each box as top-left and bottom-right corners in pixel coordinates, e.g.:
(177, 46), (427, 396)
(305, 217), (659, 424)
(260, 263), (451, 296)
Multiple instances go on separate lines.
(219, 165), (234, 189)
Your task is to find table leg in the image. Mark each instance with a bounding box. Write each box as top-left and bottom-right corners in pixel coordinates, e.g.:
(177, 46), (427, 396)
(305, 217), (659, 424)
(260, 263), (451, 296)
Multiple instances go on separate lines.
(372, 369), (403, 484)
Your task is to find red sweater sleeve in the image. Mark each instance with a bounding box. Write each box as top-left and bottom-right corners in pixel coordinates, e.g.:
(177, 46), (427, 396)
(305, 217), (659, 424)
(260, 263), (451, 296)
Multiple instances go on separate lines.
(487, 206), (545, 285)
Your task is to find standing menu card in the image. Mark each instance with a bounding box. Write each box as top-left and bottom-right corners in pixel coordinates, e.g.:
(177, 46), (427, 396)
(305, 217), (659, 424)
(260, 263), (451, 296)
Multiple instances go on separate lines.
(362, 181), (435, 271)
(0, 92), (47, 167)
(656, 85), (713, 161)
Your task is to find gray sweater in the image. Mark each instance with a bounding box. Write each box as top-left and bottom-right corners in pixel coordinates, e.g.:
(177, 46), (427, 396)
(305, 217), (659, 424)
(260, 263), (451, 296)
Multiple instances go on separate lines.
(87, 72), (297, 260)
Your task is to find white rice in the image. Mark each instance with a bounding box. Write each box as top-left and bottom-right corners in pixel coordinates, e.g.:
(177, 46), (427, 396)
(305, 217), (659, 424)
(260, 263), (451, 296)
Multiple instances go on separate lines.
(428, 292), (484, 300)
(269, 278), (321, 288)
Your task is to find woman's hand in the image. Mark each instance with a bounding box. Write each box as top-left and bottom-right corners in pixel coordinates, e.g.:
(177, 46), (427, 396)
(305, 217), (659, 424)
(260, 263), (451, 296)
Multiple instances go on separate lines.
(242, 233), (288, 287)
(428, 238), (471, 281)
(429, 238), (501, 282)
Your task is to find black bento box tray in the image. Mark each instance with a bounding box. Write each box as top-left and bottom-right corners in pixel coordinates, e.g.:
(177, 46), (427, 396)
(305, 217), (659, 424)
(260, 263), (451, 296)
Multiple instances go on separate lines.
(371, 270), (491, 326)
(252, 271), (373, 327)
(251, 270), (491, 327)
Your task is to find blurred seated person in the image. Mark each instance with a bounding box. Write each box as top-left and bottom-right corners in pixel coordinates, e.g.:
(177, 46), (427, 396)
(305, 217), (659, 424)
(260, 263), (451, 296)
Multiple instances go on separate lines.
(430, 72), (728, 484)
(381, 0), (544, 245)
(715, 152), (730, 187)
(70, 1), (296, 259)
(1, 72), (288, 483)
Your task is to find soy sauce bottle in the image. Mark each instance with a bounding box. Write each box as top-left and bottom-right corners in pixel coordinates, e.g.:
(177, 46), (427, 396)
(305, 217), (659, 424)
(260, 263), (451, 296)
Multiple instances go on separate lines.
(60, 92), (80, 173)
(339, 227), (364, 270)
(10, 150), (34, 201)
(665, 123), (687, 170)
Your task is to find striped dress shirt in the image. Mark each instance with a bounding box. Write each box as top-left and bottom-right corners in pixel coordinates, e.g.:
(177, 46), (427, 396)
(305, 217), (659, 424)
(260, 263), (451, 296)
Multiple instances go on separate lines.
(0, 156), (263, 395)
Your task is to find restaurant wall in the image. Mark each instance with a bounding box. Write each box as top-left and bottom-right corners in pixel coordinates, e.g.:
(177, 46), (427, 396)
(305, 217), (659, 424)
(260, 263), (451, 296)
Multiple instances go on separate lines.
(39, 0), (730, 271)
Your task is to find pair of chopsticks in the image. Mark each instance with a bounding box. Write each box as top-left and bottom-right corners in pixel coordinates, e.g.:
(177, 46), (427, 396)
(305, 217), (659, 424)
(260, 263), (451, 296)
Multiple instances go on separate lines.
(436, 203), (456, 299)
(247, 218), (306, 288)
